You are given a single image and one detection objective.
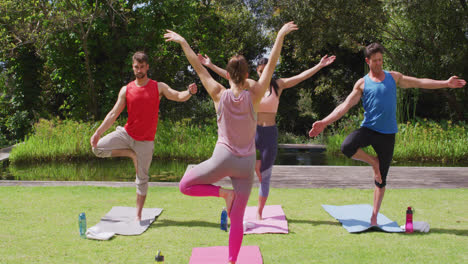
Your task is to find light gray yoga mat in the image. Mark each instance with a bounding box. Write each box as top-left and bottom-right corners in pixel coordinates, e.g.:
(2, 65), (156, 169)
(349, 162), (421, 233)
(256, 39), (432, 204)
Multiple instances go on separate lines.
(322, 204), (403, 233)
(92, 206), (163, 236)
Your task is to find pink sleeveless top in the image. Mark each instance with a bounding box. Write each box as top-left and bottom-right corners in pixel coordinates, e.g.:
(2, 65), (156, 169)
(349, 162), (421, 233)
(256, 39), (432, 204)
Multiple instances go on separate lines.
(216, 89), (257, 156)
(257, 90), (279, 113)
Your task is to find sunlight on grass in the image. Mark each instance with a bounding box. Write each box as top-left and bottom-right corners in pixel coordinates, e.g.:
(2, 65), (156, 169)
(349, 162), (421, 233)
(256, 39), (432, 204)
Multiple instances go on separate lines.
(0, 187), (466, 263)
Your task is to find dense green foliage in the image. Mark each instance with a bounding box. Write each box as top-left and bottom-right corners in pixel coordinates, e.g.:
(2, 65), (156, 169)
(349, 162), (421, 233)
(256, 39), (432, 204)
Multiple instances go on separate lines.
(0, 0), (268, 146)
(1, 0), (467, 148)
(381, 0), (468, 122)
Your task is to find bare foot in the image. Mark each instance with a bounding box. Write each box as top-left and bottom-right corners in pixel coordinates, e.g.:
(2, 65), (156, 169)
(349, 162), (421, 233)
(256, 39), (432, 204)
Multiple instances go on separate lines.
(370, 214), (378, 226)
(220, 188), (235, 216)
(370, 156), (382, 184)
(256, 211), (263, 221)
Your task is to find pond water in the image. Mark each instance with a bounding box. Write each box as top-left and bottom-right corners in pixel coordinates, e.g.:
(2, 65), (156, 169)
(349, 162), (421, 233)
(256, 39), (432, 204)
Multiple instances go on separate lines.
(1, 148), (466, 182)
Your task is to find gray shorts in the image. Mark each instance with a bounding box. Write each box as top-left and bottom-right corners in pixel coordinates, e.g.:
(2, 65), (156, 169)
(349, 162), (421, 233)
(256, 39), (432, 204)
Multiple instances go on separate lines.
(92, 126), (154, 195)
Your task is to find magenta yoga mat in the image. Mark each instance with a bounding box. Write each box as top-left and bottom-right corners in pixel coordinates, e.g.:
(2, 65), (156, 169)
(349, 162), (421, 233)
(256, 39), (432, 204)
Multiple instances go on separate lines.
(189, 246), (262, 264)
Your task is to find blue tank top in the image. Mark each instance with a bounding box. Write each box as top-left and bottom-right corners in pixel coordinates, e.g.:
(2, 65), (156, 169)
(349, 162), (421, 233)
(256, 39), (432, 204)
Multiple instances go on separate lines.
(360, 71), (398, 134)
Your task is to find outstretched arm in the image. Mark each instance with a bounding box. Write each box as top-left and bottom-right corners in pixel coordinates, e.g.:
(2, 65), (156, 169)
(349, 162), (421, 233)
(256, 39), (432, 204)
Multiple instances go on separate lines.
(90, 86), (126, 147)
(164, 30), (224, 104)
(392, 72), (466, 89)
(309, 78), (363, 137)
(198, 54), (229, 80)
(159, 82), (197, 102)
(252, 21), (299, 104)
(277, 55), (336, 91)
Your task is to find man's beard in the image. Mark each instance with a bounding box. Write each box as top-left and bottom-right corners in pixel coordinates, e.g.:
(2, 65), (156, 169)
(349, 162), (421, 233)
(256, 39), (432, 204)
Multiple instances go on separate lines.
(135, 73), (146, 79)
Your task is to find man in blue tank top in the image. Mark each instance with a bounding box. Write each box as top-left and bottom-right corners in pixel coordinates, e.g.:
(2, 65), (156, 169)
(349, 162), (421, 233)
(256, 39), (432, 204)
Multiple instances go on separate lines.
(309, 43), (466, 226)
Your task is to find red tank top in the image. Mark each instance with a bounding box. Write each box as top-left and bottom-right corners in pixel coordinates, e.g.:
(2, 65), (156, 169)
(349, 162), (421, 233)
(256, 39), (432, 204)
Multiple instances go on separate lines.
(124, 79), (160, 141)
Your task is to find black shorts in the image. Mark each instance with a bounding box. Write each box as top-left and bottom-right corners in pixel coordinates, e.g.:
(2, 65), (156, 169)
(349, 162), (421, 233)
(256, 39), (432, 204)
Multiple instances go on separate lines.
(341, 126), (395, 188)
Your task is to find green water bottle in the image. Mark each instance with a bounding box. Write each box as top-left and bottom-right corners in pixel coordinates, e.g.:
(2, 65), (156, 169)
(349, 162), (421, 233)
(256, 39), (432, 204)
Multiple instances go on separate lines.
(79, 212), (87, 239)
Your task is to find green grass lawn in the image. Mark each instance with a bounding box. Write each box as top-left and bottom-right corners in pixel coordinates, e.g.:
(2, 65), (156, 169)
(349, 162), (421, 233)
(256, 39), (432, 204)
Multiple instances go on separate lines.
(1, 186), (466, 263)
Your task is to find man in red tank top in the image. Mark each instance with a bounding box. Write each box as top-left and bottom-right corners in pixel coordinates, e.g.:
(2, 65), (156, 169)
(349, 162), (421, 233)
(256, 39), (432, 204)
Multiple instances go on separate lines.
(90, 51), (197, 221)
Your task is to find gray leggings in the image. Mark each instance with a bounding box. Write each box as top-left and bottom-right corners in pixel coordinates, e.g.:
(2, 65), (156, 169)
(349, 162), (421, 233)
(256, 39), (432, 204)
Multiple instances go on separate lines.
(179, 144), (254, 262)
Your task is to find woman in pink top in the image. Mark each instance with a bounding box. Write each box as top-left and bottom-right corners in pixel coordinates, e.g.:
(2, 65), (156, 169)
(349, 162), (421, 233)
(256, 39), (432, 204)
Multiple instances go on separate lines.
(164, 22), (297, 264)
(199, 51), (335, 220)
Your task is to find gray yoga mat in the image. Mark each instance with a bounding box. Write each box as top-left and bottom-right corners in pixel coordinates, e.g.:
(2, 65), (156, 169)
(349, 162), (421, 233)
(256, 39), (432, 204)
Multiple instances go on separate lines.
(92, 206), (163, 236)
(322, 204), (403, 233)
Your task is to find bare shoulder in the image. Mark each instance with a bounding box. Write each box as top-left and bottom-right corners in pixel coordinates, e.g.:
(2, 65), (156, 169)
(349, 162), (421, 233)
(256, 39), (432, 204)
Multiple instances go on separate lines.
(354, 78), (365, 92)
(115, 86), (127, 105)
(245, 78), (257, 90)
(157, 82), (169, 89)
(246, 78), (257, 86)
(157, 82), (170, 94)
(119, 86), (127, 96)
(389, 71), (402, 82)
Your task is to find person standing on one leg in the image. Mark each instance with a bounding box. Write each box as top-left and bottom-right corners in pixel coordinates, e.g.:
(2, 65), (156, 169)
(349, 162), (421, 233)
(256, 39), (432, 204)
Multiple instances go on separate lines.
(309, 43), (466, 226)
(198, 52), (335, 220)
(165, 22), (298, 264)
(90, 51), (197, 221)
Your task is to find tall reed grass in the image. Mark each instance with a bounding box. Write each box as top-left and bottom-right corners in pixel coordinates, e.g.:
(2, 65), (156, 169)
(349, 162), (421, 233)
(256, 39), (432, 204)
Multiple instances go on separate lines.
(9, 117), (467, 164)
(9, 118), (218, 164)
(326, 118), (468, 163)
(9, 119), (96, 163)
(153, 118), (217, 160)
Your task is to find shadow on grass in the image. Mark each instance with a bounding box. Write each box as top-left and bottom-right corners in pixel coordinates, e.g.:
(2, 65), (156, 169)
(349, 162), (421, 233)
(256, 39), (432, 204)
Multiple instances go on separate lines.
(149, 218), (467, 237)
(288, 218), (341, 227)
(149, 219), (219, 229)
(418, 228), (468, 236)
(149, 218), (340, 231)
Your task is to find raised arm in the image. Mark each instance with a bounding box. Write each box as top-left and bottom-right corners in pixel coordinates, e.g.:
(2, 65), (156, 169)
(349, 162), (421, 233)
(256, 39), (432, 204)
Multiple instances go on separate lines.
(309, 78), (364, 137)
(391, 72), (466, 89)
(198, 54), (229, 80)
(251, 21), (299, 104)
(164, 30), (224, 104)
(90, 86), (127, 147)
(158, 82), (197, 102)
(277, 55), (336, 91)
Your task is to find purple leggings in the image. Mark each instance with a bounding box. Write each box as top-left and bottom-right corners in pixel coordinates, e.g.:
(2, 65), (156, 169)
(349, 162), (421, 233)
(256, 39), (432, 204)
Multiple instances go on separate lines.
(179, 144), (254, 262)
(255, 125), (278, 197)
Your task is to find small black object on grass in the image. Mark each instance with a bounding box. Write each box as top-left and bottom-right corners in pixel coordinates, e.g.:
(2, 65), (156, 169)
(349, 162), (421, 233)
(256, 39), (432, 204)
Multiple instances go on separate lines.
(155, 250), (164, 262)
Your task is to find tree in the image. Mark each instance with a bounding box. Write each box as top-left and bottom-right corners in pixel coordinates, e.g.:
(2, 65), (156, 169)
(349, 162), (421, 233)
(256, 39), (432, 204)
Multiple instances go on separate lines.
(255, 0), (387, 134)
(128, 0), (268, 122)
(380, 0), (468, 121)
(0, 0), (52, 142)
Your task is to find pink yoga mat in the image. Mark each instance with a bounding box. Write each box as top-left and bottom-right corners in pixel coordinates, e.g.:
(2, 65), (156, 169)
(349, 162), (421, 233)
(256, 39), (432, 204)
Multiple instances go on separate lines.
(189, 246), (262, 264)
(243, 205), (289, 234)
